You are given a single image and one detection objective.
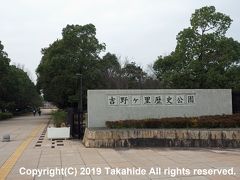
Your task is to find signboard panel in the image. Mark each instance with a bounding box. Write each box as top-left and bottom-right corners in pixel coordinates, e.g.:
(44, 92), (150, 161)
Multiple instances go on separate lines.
(88, 89), (232, 128)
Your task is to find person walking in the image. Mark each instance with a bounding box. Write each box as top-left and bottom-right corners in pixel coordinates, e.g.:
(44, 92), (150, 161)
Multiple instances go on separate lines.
(38, 109), (41, 116)
(33, 109), (36, 116)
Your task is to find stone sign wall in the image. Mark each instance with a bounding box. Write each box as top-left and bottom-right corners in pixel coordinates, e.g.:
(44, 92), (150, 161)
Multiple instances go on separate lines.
(87, 89), (232, 128)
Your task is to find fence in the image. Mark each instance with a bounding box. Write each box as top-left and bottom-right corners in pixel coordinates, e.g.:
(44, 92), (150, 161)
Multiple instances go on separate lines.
(232, 91), (240, 114)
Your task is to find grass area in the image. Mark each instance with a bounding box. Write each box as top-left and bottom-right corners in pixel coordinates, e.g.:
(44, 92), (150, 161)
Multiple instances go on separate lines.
(0, 112), (13, 120)
(106, 114), (240, 129)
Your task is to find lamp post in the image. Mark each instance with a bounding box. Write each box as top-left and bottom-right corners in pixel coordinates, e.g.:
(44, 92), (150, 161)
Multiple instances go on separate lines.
(76, 73), (83, 113)
(76, 73), (82, 139)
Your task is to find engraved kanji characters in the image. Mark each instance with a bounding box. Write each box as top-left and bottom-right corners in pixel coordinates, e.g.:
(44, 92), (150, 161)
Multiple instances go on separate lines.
(108, 94), (195, 106)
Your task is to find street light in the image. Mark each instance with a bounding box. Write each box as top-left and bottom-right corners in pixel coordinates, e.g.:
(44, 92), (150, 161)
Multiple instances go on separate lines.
(76, 73), (83, 113)
(76, 73), (83, 139)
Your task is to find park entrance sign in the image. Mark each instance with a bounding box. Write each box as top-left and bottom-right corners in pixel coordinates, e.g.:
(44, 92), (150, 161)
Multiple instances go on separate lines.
(87, 89), (232, 128)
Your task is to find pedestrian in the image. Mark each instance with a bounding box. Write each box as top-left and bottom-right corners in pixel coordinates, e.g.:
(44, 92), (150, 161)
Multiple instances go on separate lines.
(38, 109), (41, 116)
(33, 109), (36, 116)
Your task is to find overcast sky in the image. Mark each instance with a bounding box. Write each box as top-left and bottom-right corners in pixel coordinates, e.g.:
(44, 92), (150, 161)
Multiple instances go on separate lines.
(0, 0), (239, 82)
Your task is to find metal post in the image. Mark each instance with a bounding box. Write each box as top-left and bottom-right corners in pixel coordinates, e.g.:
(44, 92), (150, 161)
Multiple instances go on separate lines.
(76, 73), (82, 139)
(80, 74), (83, 113)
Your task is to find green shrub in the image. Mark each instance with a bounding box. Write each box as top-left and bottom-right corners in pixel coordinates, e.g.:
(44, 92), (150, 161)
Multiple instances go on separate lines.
(51, 110), (67, 127)
(106, 114), (240, 129)
(0, 112), (13, 120)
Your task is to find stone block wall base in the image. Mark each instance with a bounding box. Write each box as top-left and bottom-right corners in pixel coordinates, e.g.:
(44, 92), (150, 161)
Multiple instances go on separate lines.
(83, 128), (240, 148)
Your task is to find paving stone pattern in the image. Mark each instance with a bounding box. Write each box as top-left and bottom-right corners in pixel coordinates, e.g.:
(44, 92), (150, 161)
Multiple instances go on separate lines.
(0, 112), (240, 180)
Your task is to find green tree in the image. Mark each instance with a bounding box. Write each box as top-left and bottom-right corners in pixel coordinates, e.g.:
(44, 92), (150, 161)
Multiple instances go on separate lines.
(0, 41), (42, 112)
(36, 24), (106, 109)
(154, 6), (240, 89)
(98, 53), (121, 89)
(0, 41), (11, 110)
(6, 65), (42, 111)
(121, 62), (147, 89)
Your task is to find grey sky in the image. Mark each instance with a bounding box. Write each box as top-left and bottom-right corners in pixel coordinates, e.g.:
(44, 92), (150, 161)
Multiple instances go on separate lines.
(0, 0), (239, 82)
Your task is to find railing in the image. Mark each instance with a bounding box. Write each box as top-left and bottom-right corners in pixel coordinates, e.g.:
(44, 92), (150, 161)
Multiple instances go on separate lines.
(67, 108), (86, 139)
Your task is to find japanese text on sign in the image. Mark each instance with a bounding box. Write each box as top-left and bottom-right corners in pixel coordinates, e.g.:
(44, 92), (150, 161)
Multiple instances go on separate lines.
(107, 94), (195, 106)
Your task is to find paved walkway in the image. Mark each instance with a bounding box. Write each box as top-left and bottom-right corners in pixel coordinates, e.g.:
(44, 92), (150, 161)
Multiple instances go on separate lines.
(0, 111), (240, 180)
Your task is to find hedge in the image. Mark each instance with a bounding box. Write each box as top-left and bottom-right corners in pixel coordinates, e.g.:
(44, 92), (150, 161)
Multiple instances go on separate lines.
(0, 112), (13, 120)
(51, 110), (67, 127)
(106, 114), (240, 129)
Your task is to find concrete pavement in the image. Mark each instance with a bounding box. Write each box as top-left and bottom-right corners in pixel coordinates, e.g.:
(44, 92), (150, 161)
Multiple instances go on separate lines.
(0, 111), (240, 180)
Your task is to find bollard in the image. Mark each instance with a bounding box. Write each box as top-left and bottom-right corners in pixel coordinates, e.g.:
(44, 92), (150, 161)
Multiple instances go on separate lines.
(2, 134), (10, 142)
